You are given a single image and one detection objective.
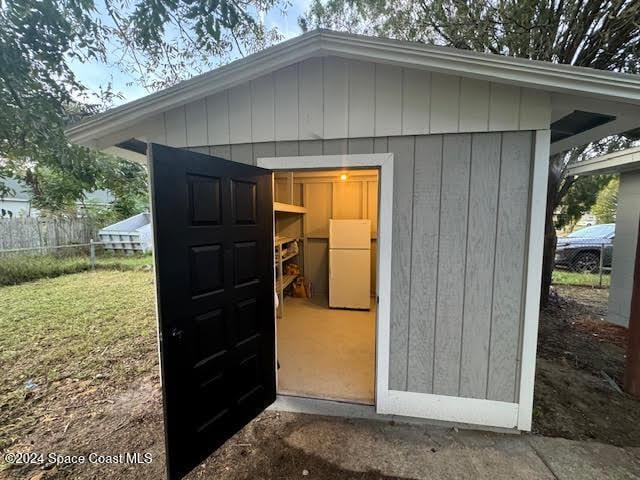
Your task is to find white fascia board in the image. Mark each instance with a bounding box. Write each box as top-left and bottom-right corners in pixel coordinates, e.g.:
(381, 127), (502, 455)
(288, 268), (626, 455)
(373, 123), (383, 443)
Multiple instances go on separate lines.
(568, 147), (640, 176)
(67, 29), (640, 147)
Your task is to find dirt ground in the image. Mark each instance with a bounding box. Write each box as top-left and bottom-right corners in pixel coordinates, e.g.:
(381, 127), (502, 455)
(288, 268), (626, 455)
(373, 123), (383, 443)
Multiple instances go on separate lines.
(2, 284), (640, 479)
(533, 285), (640, 446)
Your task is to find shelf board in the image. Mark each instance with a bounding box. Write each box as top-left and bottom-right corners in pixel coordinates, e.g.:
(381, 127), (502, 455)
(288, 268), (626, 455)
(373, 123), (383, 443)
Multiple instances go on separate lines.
(274, 236), (297, 247)
(274, 202), (307, 214)
(275, 251), (299, 265)
(276, 274), (297, 291)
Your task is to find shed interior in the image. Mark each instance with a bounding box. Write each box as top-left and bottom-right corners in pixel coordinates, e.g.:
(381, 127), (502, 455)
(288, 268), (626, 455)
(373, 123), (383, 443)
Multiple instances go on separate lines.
(273, 168), (379, 404)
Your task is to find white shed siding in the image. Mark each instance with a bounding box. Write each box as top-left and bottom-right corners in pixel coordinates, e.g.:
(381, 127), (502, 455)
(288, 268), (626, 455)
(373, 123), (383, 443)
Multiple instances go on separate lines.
(609, 171), (640, 327)
(130, 57), (551, 148)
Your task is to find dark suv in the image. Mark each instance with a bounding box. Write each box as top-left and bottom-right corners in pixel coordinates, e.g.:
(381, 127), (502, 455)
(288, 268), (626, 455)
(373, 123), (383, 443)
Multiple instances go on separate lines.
(555, 223), (615, 273)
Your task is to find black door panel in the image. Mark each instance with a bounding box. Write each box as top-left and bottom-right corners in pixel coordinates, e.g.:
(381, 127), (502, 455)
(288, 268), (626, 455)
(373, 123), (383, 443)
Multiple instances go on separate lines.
(148, 144), (275, 480)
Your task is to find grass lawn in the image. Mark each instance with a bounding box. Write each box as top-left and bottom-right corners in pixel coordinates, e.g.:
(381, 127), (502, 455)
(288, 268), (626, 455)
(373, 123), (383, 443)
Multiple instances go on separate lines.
(552, 269), (610, 288)
(0, 270), (157, 453)
(0, 253), (153, 286)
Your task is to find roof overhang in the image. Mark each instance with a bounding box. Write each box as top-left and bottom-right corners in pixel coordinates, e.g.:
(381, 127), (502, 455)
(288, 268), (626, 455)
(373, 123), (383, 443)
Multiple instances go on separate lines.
(67, 29), (640, 153)
(568, 147), (640, 176)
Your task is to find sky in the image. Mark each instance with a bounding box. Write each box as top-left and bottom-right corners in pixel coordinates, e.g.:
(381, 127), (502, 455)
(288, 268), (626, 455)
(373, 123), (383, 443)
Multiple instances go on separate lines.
(70, 0), (311, 107)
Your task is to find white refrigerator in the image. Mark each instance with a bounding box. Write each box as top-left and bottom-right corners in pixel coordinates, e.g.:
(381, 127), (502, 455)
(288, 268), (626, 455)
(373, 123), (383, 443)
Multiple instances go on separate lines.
(329, 219), (371, 310)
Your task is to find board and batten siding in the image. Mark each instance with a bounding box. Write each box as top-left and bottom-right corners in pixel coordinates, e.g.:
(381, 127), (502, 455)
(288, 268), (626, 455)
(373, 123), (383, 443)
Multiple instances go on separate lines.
(188, 130), (534, 404)
(125, 57), (550, 148)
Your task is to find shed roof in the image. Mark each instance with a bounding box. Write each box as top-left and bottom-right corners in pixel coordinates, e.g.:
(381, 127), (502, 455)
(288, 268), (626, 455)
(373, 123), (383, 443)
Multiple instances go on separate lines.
(67, 29), (640, 154)
(568, 147), (640, 176)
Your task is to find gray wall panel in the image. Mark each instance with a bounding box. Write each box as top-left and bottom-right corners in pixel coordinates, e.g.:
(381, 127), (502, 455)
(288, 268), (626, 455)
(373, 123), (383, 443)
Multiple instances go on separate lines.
(203, 130), (533, 403)
(433, 134), (471, 396)
(210, 145), (231, 159)
(488, 131), (532, 402)
(348, 138), (375, 154)
(300, 140), (323, 156)
(323, 139), (348, 155)
(230, 143), (254, 165)
(252, 142), (276, 164)
(387, 136), (415, 390)
(459, 133), (501, 398)
(407, 135), (443, 393)
(275, 141), (300, 157)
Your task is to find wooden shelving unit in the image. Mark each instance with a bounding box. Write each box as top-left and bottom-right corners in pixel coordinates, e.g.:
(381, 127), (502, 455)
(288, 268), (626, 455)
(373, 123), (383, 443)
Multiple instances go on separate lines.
(276, 273), (297, 291)
(274, 237), (302, 317)
(274, 172), (306, 317)
(274, 202), (308, 214)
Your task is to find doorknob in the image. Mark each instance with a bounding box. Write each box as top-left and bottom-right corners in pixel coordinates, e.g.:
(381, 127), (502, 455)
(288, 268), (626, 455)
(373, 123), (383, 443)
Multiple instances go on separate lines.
(169, 327), (184, 342)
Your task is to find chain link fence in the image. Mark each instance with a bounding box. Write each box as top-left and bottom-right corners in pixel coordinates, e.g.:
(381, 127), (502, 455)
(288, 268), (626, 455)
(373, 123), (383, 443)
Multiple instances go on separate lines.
(0, 240), (153, 286)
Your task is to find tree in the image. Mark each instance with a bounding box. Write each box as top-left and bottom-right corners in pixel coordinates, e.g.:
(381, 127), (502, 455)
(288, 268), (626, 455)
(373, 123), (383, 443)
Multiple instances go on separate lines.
(592, 177), (619, 224)
(300, 0), (640, 303)
(555, 174), (613, 231)
(0, 0), (284, 211)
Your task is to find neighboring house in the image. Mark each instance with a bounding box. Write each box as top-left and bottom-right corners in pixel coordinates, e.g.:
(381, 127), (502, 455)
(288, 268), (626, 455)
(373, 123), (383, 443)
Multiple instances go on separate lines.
(568, 148), (640, 328)
(0, 177), (113, 218)
(67, 29), (640, 478)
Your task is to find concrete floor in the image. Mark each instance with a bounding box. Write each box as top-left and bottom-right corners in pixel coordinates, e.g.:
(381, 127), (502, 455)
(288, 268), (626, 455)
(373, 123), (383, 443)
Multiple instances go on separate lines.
(276, 295), (375, 404)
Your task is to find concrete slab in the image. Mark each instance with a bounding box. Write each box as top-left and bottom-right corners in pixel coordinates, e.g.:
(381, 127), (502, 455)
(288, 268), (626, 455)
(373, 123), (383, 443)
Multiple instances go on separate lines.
(529, 435), (640, 480)
(284, 416), (555, 480)
(277, 296), (376, 404)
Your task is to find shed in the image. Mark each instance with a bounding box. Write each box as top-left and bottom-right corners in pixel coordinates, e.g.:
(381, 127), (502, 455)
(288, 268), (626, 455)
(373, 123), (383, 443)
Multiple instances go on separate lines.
(98, 212), (153, 254)
(67, 30), (640, 480)
(568, 148), (640, 327)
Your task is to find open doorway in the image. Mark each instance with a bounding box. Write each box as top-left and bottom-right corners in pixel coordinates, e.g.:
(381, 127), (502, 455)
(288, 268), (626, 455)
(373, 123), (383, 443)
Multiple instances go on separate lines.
(272, 168), (379, 405)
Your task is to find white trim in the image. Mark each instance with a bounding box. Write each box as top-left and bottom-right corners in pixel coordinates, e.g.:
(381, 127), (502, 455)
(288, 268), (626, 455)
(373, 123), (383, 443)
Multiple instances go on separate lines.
(568, 146), (640, 176)
(67, 30), (640, 145)
(380, 390), (519, 429)
(257, 153), (394, 418)
(517, 130), (550, 431)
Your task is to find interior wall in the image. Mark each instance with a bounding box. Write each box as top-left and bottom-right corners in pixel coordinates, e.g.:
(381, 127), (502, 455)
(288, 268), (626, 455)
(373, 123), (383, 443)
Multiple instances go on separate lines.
(189, 132), (534, 405)
(275, 170), (379, 295)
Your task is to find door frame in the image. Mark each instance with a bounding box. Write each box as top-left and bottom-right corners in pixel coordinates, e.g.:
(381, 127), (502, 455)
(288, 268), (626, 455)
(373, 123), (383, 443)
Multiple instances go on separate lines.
(257, 153), (394, 410)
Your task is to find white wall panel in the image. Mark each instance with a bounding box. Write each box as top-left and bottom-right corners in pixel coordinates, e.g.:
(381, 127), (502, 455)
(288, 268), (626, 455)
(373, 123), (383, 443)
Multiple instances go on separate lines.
(375, 64), (403, 136)
(430, 73), (460, 133)
(489, 83), (521, 131)
(206, 92), (230, 145)
(185, 100), (207, 146)
(163, 57), (551, 146)
(251, 74), (275, 142)
(402, 69), (430, 135)
(275, 65), (299, 140)
(459, 78), (490, 132)
(520, 88), (551, 130)
(349, 61), (375, 137)
(299, 58), (324, 139)
(323, 57), (349, 138)
(138, 113), (166, 144)
(229, 83), (252, 143)
(164, 106), (187, 147)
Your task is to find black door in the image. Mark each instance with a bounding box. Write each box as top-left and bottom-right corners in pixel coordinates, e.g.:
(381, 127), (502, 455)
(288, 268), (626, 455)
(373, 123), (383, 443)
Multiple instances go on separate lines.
(148, 144), (276, 480)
